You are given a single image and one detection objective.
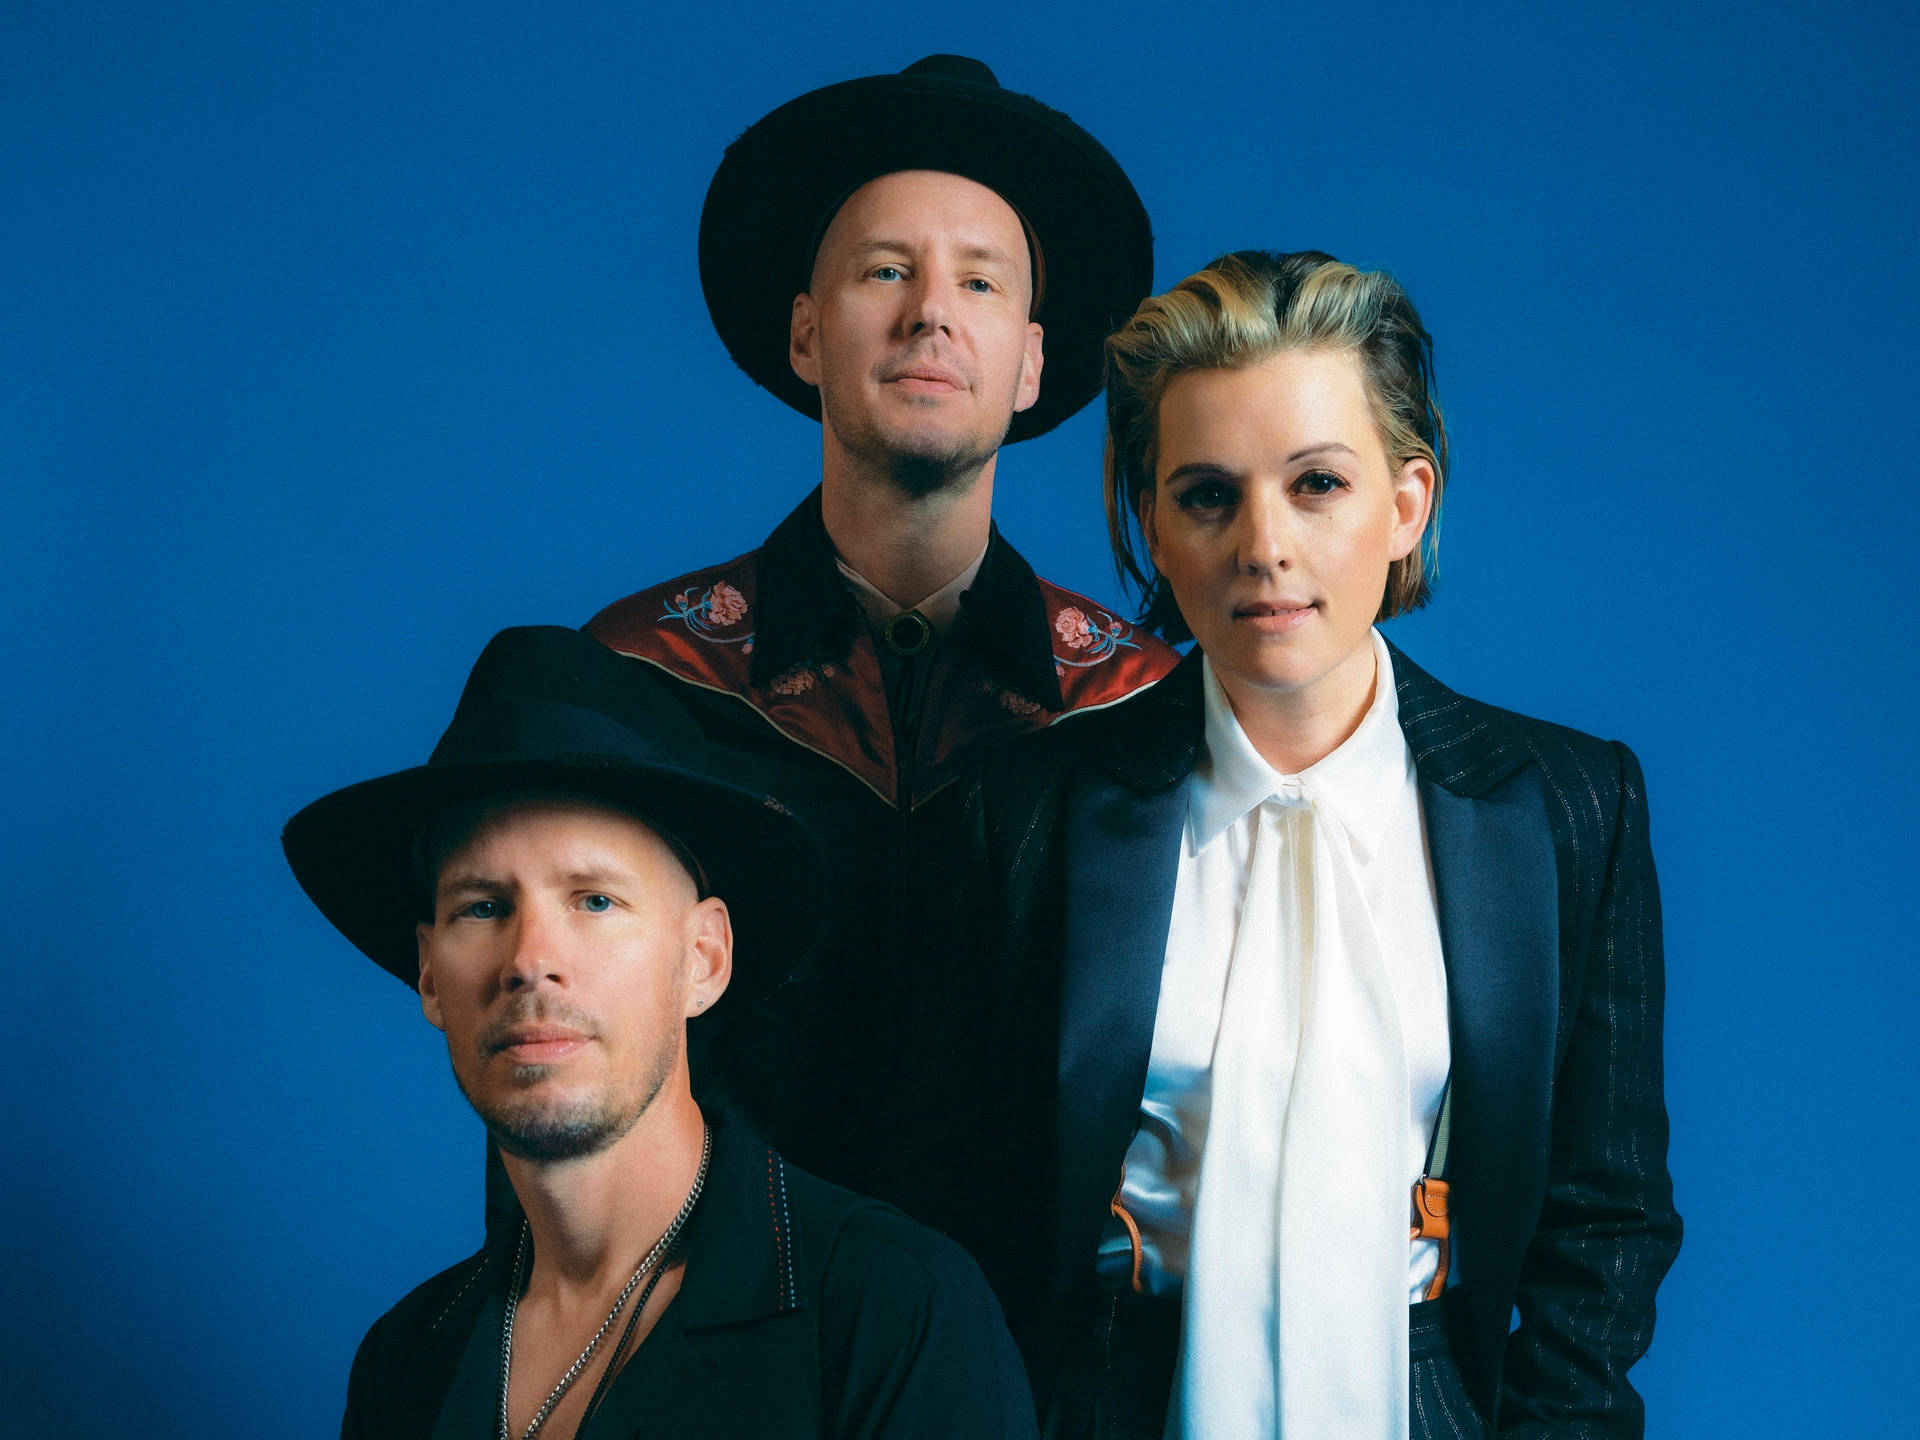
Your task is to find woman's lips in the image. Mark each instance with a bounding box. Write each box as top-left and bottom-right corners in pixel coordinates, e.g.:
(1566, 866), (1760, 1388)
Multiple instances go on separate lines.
(1234, 601), (1316, 634)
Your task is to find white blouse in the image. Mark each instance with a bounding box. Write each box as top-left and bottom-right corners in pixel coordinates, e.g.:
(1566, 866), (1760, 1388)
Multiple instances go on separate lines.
(1095, 629), (1454, 1303)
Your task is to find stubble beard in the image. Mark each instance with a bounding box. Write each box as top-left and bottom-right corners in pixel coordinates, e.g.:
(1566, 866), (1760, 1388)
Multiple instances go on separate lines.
(822, 375), (1018, 501)
(448, 1016), (681, 1164)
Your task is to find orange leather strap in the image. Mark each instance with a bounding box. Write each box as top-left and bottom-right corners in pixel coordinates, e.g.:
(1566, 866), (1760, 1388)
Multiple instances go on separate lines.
(1110, 1165), (1147, 1295)
(1410, 1176), (1452, 1301)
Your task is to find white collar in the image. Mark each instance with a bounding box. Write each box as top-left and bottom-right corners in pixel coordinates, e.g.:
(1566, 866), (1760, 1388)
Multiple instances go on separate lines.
(1190, 629), (1411, 864)
(834, 541), (990, 634)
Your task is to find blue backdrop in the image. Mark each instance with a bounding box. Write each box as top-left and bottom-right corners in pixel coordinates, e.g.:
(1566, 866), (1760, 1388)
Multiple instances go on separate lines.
(5, 2), (1913, 1434)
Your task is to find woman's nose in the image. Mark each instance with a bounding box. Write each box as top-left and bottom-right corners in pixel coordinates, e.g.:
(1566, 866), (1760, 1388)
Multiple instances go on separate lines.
(1239, 488), (1293, 575)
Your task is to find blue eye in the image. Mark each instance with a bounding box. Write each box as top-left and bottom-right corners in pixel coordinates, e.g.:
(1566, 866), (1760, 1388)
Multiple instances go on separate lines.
(871, 265), (904, 282)
(580, 894), (614, 913)
(964, 277), (993, 293)
(457, 898), (502, 920)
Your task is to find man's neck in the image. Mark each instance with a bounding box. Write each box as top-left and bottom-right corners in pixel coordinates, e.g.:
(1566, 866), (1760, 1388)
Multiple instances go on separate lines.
(501, 1084), (708, 1302)
(819, 451), (997, 611)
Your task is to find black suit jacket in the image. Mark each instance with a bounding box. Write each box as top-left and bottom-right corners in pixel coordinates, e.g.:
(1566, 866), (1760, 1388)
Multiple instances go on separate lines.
(956, 643), (1680, 1437)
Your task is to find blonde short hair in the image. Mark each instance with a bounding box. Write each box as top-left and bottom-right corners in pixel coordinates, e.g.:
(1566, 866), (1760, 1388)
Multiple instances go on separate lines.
(1103, 250), (1448, 641)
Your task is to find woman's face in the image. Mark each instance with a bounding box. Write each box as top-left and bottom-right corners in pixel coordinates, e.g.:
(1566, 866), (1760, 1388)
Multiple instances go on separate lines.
(1143, 348), (1433, 729)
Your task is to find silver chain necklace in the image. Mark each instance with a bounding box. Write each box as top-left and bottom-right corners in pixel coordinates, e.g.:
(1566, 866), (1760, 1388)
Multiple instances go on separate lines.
(496, 1122), (712, 1440)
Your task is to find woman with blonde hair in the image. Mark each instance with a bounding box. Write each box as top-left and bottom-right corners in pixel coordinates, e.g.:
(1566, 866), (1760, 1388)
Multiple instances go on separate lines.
(966, 250), (1679, 1438)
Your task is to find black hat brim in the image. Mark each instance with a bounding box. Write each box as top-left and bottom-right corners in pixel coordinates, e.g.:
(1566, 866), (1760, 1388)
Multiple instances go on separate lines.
(283, 752), (816, 1020)
(700, 66), (1153, 443)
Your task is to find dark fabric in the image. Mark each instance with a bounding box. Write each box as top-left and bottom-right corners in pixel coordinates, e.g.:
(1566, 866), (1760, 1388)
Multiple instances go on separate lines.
(960, 643), (1682, 1437)
(1033, 1289), (1485, 1440)
(346, 1111), (1036, 1439)
(1033, 1285), (1181, 1440)
(1412, 1296), (1492, 1440)
(502, 493), (1144, 1259)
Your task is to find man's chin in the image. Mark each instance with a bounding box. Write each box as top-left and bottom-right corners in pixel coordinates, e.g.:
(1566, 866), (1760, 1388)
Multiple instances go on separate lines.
(484, 1100), (635, 1162)
(880, 428), (1008, 499)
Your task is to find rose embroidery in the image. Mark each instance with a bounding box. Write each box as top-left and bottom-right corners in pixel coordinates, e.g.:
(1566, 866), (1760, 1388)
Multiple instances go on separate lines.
(768, 666), (818, 696)
(1054, 606), (1095, 650)
(1051, 604), (1142, 668)
(999, 690), (1042, 717)
(707, 581), (747, 627)
(660, 581), (753, 644)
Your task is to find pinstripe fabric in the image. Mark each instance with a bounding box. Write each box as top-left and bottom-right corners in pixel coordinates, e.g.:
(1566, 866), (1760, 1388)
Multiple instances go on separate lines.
(968, 642), (1679, 1438)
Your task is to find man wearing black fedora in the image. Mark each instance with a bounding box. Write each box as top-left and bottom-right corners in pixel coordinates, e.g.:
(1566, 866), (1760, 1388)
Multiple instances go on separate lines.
(284, 626), (1036, 1438)
(583, 56), (1175, 1284)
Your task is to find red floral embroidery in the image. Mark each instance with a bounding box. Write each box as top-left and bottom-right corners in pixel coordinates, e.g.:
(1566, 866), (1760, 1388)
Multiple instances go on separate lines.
(1054, 606), (1094, 650)
(707, 581), (747, 628)
(660, 581), (752, 643)
(768, 666), (818, 696)
(1052, 604), (1143, 668)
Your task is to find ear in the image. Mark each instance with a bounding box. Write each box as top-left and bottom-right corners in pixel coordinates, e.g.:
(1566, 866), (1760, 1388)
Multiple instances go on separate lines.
(1386, 455), (1436, 562)
(416, 923), (447, 1032)
(1011, 321), (1045, 414)
(682, 896), (734, 1019)
(1137, 486), (1162, 570)
(789, 293), (821, 388)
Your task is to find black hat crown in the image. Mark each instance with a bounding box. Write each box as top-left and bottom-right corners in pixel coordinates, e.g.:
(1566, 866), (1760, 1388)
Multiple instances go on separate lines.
(283, 627), (818, 999)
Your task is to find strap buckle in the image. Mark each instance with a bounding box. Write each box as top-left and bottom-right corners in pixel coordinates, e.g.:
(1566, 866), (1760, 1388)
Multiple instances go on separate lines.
(1409, 1176), (1451, 1302)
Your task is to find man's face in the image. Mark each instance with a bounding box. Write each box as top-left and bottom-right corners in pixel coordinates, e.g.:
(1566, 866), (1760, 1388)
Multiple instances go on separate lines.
(789, 170), (1044, 495)
(414, 798), (731, 1163)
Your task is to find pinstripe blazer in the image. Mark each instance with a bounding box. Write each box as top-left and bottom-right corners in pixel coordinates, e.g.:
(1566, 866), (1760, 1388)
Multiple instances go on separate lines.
(957, 640), (1680, 1437)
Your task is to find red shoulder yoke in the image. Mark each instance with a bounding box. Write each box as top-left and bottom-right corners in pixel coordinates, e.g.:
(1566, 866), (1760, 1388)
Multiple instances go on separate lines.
(588, 554), (1176, 808)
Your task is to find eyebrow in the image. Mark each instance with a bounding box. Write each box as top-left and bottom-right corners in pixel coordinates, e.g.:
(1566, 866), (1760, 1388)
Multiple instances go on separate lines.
(1161, 462), (1235, 485)
(436, 870), (503, 900)
(1161, 443), (1359, 481)
(1287, 442), (1359, 463)
(435, 865), (636, 898)
(553, 867), (636, 890)
(850, 239), (1021, 269)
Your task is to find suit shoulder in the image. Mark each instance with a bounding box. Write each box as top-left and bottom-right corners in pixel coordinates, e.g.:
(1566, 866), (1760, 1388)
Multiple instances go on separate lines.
(1035, 579), (1177, 714)
(1482, 699), (1628, 784)
(1392, 644), (1637, 804)
(1425, 682), (1645, 851)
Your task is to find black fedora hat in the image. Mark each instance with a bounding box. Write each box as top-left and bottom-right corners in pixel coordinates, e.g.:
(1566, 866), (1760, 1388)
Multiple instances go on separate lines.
(699, 54), (1154, 444)
(282, 626), (819, 1012)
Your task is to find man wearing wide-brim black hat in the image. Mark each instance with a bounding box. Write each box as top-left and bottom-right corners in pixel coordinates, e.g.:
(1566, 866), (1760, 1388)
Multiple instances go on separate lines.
(581, 55), (1172, 1332)
(284, 626), (1036, 1438)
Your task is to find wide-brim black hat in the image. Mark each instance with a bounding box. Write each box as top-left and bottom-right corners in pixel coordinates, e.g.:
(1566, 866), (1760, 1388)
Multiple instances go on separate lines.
(700, 54), (1154, 444)
(282, 626), (819, 1015)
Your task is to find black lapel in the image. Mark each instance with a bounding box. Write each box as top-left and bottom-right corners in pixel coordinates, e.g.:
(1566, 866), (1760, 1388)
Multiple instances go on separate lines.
(1392, 643), (1559, 1396)
(958, 525), (1068, 711)
(1051, 651), (1200, 1301)
(747, 488), (867, 689)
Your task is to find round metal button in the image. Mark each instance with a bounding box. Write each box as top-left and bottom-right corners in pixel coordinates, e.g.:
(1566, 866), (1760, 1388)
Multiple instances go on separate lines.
(884, 610), (933, 656)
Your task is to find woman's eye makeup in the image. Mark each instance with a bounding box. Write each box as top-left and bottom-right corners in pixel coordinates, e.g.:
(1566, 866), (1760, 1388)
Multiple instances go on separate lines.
(1172, 476), (1237, 511)
(1293, 468), (1349, 497)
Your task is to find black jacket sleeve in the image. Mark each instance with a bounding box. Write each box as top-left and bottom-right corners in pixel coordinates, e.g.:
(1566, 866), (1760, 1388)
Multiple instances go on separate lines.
(1499, 742), (1683, 1438)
